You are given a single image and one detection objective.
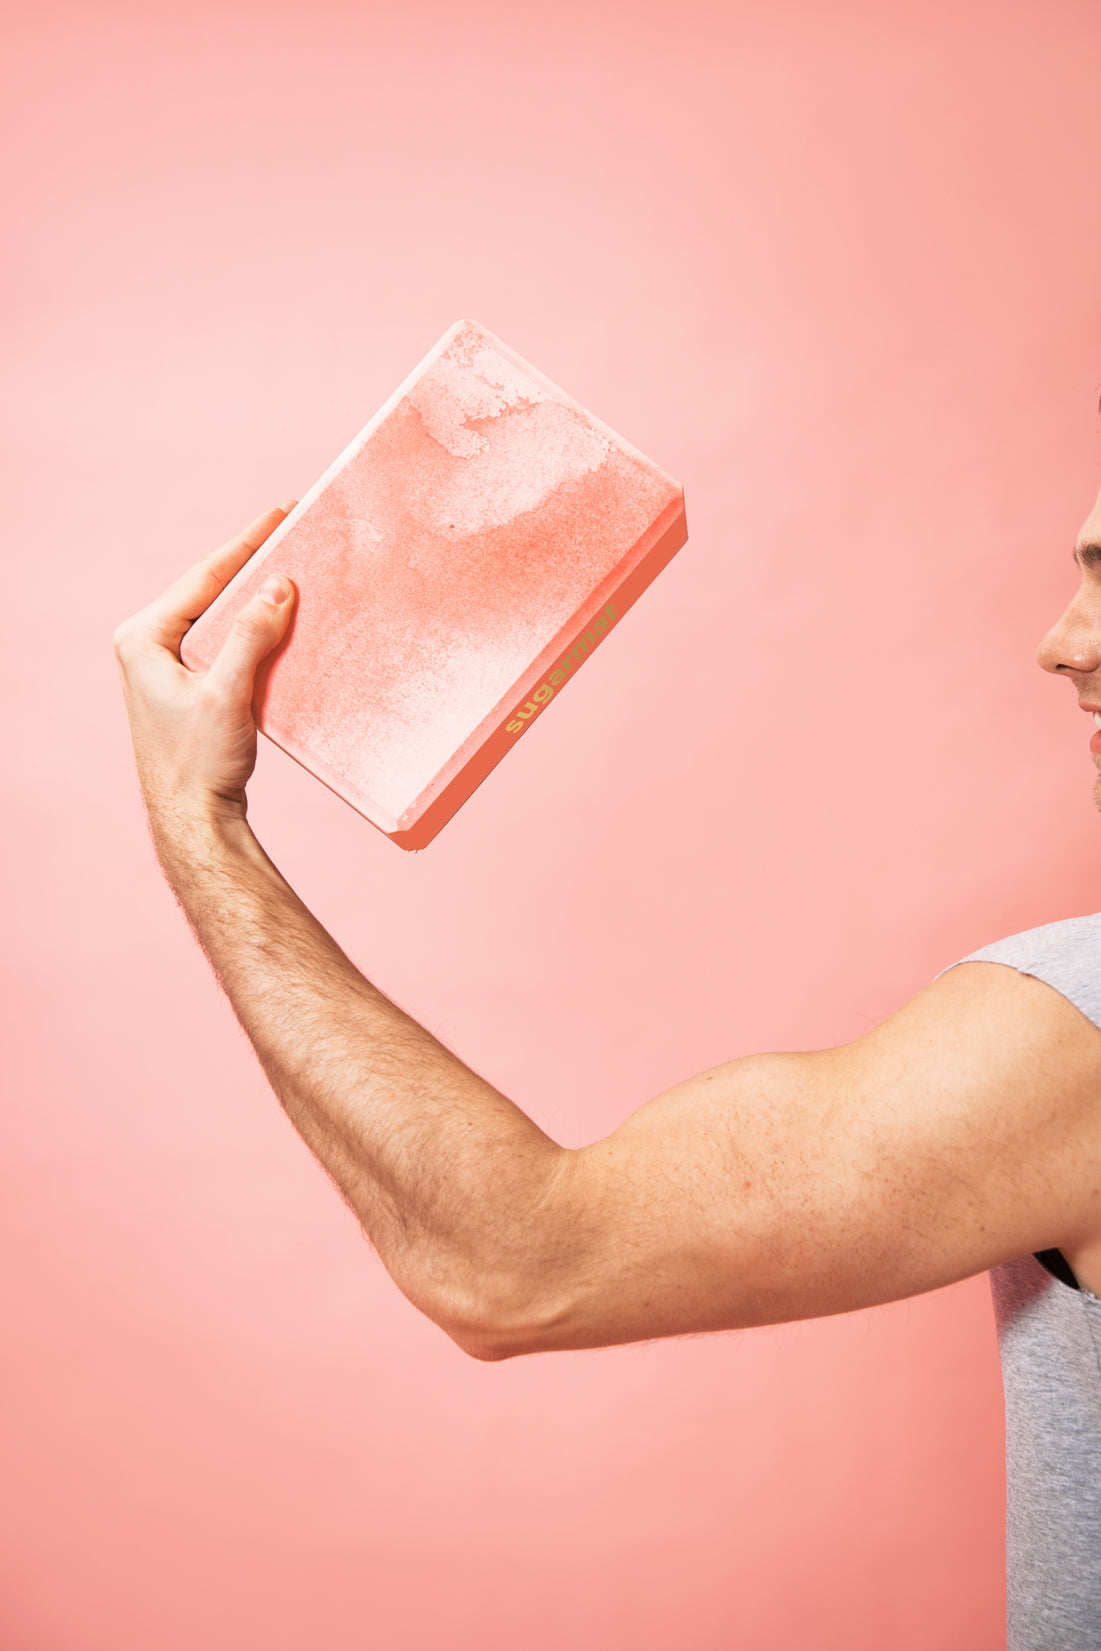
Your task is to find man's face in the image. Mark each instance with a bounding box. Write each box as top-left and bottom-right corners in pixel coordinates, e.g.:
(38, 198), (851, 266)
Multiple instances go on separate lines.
(1037, 481), (1101, 810)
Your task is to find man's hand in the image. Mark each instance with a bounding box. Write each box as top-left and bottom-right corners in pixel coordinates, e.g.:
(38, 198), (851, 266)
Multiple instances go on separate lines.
(112, 503), (298, 835)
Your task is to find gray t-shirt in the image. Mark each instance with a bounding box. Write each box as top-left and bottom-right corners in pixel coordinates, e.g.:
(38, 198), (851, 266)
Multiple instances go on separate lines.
(939, 915), (1101, 1648)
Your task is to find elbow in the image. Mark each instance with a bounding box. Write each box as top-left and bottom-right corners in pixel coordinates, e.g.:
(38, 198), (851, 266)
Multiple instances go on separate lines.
(384, 1149), (586, 1362)
(436, 1282), (565, 1363)
(418, 1245), (580, 1363)
(449, 1329), (523, 1364)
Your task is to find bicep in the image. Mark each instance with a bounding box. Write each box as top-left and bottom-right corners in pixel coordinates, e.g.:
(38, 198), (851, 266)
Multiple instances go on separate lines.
(532, 962), (1101, 1352)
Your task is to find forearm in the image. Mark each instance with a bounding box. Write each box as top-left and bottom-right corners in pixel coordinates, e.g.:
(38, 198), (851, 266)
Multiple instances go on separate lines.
(150, 804), (568, 1357)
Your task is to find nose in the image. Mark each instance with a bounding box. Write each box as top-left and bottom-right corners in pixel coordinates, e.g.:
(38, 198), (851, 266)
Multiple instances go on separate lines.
(1036, 588), (1101, 677)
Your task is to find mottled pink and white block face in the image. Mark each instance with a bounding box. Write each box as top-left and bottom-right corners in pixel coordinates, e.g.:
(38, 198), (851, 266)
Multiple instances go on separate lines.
(183, 319), (684, 835)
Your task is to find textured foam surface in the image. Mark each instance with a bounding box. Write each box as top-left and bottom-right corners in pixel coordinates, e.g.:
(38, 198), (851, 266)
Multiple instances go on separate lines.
(180, 319), (688, 848)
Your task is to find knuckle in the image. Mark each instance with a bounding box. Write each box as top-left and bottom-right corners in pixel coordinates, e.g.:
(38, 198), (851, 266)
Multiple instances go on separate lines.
(232, 608), (268, 641)
(112, 619), (137, 658)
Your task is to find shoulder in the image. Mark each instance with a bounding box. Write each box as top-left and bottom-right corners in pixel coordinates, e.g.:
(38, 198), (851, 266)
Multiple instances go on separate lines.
(941, 910), (1101, 1033)
(828, 956), (1101, 1279)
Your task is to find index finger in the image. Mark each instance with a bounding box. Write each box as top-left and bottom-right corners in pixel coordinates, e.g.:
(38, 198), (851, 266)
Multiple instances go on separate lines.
(143, 502), (297, 654)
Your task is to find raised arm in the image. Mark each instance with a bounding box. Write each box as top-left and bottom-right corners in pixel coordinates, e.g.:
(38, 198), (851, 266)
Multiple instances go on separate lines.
(114, 509), (1101, 1361)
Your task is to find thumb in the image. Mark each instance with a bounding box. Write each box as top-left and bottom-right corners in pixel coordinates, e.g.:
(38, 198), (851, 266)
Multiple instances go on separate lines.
(205, 576), (297, 704)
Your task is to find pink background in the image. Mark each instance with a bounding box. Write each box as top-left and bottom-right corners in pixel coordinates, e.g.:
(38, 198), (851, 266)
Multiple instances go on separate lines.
(4, 1), (1101, 1646)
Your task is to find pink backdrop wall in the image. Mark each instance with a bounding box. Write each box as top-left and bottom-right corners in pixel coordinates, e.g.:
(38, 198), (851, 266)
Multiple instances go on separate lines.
(5, 1), (1101, 1646)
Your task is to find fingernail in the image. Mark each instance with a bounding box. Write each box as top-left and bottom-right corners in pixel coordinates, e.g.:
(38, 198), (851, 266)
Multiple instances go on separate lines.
(280, 499), (298, 514)
(260, 577), (290, 605)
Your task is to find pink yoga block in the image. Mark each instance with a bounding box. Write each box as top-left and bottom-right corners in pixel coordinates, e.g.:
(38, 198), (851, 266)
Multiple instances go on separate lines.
(181, 319), (689, 849)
